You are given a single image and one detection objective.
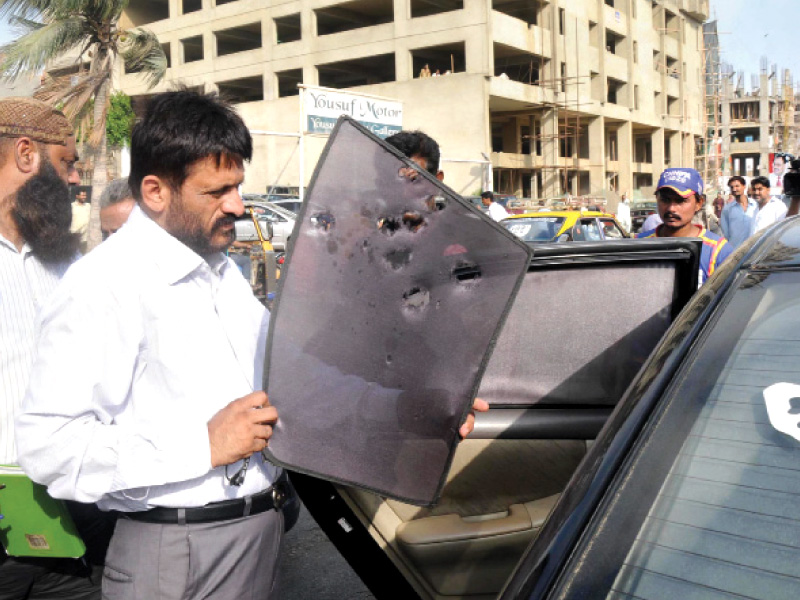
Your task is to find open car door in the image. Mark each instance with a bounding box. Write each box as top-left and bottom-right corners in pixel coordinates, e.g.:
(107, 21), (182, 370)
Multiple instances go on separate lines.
(290, 237), (701, 600)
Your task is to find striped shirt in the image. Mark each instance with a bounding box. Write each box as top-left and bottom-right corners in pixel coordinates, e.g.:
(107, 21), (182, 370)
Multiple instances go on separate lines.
(0, 234), (70, 463)
(637, 225), (733, 286)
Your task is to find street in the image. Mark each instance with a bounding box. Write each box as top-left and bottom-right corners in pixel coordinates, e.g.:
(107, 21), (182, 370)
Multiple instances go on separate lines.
(274, 504), (375, 599)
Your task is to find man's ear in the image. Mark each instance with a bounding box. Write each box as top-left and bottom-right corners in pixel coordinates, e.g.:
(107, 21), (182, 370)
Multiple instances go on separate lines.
(436, 170), (444, 182)
(139, 175), (172, 216)
(13, 137), (40, 175)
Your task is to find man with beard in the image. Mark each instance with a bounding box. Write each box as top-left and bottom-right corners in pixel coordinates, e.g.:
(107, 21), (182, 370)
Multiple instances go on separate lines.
(637, 168), (733, 286)
(15, 91), (284, 600)
(0, 98), (108, 599)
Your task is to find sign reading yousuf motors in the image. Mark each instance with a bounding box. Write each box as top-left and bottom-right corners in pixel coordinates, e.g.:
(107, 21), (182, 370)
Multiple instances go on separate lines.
(302, 85), (403, 138)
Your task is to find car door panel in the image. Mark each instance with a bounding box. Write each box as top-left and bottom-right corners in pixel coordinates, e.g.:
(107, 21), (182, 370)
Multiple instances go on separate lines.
(294, 239), (701, 600)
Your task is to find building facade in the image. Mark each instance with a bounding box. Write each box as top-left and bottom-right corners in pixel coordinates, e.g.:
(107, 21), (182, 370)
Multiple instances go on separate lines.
(119, 0), (708, 205)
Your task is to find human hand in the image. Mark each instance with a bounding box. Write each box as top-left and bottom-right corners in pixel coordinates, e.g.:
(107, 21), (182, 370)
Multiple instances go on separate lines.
(459, 397), (489, 439)
(208, 391), (278, 468)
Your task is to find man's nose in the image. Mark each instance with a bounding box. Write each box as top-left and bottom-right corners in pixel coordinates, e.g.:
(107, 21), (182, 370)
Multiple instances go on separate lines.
(67, 166), (80, 186)
(223, 189), (245, 216)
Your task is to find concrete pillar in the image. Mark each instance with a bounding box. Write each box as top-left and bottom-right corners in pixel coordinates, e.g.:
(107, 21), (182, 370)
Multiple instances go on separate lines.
(588, 116), (605, 195)
(758, 73), (770, 175)
(667, 130), (681, 169)
(618, 121), (633, 195)
(652, 128), (665, 177)
(541, 108), (560, 197)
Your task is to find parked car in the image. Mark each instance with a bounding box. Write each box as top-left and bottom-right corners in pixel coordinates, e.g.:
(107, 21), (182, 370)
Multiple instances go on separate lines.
(270, 198), (303, 214)
(287, 219), (800, 599)
(631, 200), (658, 232)
(242, 195), (296, 251)
(501, 210), (628, 243)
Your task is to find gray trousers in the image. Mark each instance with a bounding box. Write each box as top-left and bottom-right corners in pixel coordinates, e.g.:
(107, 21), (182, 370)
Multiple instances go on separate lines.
(102, 509), (283, 600)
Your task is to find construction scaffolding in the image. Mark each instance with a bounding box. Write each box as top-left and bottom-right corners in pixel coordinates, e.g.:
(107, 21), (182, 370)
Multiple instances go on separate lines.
(698, 20), (723, 190)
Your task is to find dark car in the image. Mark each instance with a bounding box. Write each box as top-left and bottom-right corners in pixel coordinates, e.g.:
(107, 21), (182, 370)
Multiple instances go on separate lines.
(287, 219), (800, 599)
(631, 200), (658, 232)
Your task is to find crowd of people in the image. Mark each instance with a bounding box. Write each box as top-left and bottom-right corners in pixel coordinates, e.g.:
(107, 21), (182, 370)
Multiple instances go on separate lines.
(0, 92), (488, 600)
(1, 87), (795, 599)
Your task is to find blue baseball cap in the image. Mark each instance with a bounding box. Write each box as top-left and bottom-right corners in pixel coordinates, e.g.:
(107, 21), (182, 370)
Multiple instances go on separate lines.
(656, 168), (704, 198)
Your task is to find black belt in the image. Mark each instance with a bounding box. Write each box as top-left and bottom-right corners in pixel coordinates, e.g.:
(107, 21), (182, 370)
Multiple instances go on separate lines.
(124, 478), (289, 525)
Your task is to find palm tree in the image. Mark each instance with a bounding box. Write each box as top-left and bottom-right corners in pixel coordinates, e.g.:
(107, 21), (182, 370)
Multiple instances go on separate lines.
(0, 0), (166, 249)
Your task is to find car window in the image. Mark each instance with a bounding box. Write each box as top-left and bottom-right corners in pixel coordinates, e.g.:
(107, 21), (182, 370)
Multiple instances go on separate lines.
(573, 218), (601, 241)
(502, 217), (565, 242)
(548, 269), (800, 599)
(600, 218), (625, 239)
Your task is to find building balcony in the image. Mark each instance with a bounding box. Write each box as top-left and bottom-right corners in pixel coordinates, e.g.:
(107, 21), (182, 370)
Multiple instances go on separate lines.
(730, 140), (762, 154)
(604, 54), (628, 82)
(603, 4), (627, 36)
(491, 152), (538, 169)
(665, 76), (680, 98)
(680, 0), (709, 21)
(663, 37), (679, 59)
(491, 11), (551, 58)
(632, 162), (654, 174)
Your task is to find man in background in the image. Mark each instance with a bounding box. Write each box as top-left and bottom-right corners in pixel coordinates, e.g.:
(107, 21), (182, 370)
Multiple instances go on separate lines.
(481, 191), (509, 222)
(720, 175), (757, 250)
(0, 97), (108, 599)
(751, 175), (787, 232)
(638, 168), (733, 286)
(70, 187), (90, 253)
(98, 177), (135, 240)
(615, 193), (632, 232)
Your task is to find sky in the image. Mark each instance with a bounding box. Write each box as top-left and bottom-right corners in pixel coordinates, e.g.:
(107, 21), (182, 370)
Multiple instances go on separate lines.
(710, 0), (799, 87)
(0, 1), (797, 86)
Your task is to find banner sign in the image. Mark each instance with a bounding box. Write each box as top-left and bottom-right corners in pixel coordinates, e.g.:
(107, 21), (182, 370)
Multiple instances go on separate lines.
(303, 87), (402, 138)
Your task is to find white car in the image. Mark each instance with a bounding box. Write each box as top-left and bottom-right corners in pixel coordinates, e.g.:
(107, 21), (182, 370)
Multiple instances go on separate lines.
(242, 197), (297, 251)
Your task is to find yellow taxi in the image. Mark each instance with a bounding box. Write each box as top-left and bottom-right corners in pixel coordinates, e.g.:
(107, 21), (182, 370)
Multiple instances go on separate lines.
(500, 210), (629, 243)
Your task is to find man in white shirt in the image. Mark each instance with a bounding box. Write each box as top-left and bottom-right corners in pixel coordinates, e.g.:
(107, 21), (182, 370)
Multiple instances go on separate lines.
(615, 193), (632, 232)
(482, 191), (509, 221)
(16, 91), (283, 599)
(752, 175), (787, 232)
(0, 98), (106, 599)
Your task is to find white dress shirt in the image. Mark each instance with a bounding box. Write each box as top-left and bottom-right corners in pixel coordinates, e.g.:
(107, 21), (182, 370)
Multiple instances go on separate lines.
(16, 206), (278, 511)
(488, 202), (509, 222)
(753, 197), (788, 232)
(0, 234), (70, 464)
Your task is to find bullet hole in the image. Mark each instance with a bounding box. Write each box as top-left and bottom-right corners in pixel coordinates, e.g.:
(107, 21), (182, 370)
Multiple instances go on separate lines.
(378, 212), (427, 235)
(424, 195), (447, 211)
(453, 262), (481, 282)
(386, 354), (393, 365)
(402, 212), (426, 232)
(402, 287), (430, 311)
(311, 212), (335, 231)
(384, 248), (412, 270)
(327, 239), (338, 254)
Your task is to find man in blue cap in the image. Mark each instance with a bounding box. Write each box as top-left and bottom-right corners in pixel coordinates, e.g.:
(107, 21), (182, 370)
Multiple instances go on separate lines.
(638, 167), (733, 285)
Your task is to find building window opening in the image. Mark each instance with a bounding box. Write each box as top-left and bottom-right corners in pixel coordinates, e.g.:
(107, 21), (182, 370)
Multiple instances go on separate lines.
(125, 0), (169, 27)
(410, 0), (462, 19)
(605, 0), (614, 7)
(634, 134), (652, 163)
(215, 22), (262, 57)
(521, 126), (531, 155)
(589, 21), (599, 47)
(605, 30), (624, 55)
(412, 42), (465, 78)
(492, 0), (544, 26)
(316, 0), (393, 36)
(491, 123), (504, 153)
(493, 44), (543, 86)
(607, 77), (624, 104)
(318, 54), (395, 89)
(182, 35), (204, 63)
(276, 69), (303, 97)
(162, 43), (171, 69)
(275, 14), (301, 43)
(217, 75), (264, 104)
(559, 8), (565, 35)
(666, 55), (679, 79)
(182, 0), (201, 14)
(667, 95), (679, 116)
(216, 0), (240, 5)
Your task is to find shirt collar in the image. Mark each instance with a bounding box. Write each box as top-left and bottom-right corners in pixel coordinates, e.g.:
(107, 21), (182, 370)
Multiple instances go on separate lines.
(0, 231), (35, 258)
(128, 205), (229, 285)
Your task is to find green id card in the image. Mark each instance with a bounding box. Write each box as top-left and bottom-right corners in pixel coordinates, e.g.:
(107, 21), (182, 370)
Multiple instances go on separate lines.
(0, 464), (86, 558)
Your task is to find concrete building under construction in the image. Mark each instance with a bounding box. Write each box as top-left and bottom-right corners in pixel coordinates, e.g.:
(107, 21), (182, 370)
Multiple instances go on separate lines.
(118, 0), (709, 206)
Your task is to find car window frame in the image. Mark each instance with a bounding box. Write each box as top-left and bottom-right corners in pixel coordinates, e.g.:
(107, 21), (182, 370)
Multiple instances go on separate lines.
(501, 230), (768, 600)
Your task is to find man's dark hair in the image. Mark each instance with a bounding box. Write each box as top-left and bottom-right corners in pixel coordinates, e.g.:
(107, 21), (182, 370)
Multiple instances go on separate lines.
(385, 130), (440, 175)
(481, 191), (494, 201)
(129, 90), (252, 200)
(751, 175), (770, 189)
(728, 175), (746, 188)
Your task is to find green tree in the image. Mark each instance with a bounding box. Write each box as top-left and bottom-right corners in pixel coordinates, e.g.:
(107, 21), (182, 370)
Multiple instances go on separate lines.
(105, 91), (135, 148)
(0, 0), (166, 249)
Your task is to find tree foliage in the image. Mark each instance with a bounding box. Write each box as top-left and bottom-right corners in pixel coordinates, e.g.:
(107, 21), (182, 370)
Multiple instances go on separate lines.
(105, 91), (134, 147)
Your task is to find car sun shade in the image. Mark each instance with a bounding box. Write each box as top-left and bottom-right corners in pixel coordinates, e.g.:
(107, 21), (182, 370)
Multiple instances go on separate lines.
(262, 117), (532, 506)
